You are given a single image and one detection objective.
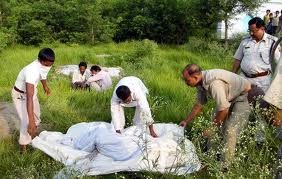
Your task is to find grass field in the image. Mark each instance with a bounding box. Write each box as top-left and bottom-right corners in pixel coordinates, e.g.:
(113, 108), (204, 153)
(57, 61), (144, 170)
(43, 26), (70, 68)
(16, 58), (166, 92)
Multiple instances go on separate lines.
(0, 40), (279, 178)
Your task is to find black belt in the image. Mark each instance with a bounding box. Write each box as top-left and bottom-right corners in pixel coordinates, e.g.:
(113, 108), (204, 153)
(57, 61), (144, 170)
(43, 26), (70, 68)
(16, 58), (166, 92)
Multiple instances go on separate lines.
(14, 86), (25, 94)
(242, 70), (270, 78)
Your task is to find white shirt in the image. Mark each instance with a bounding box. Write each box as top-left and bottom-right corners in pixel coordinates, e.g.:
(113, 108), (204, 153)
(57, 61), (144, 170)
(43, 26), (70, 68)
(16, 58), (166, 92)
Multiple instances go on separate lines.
(273, 16), (279, 26)
(234, 33), (280, 75)
(14, 59), (51, 92)
(86, 70), (112, 90)
(72, 70), (90, 83)
(111, 76), (153, 130)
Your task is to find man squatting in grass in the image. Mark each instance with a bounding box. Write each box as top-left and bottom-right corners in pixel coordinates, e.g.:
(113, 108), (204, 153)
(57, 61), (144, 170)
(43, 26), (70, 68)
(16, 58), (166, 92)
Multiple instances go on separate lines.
(71, 61), (90, 89)
(111, 76), (158, 137)
(179, 64), (252, 168)
(85, 65), (112, 92)
(12, 48), (55, 152)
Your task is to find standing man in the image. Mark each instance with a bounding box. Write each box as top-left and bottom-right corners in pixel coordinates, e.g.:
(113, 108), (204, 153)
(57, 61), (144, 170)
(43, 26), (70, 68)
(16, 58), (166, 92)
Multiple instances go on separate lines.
(179, 64), (252, 168)
(111, 76), (157, 137)
(273, 11), (280, 35)
(263, 10), (271, 25)
(12, 48), (55, 152)
(232, 17), (280, 92)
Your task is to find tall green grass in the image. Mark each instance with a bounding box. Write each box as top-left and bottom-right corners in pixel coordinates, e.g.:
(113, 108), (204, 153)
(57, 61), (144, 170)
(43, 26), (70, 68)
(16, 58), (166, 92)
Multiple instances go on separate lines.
(0, 40), (278, 178)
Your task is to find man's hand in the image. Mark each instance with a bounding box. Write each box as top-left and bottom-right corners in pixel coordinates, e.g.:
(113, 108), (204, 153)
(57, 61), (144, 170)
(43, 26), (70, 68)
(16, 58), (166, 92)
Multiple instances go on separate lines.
(116, 130), (121, 134)
(179, 120), (188, 128)
(148, 124), (158, 138)
(149, 129), (158, 138)
(28, 122), (38, 138)
(44, 86), (51, 96)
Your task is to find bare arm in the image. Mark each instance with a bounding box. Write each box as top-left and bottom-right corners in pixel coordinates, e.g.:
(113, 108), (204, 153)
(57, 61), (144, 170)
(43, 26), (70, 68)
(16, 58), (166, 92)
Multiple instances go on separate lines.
(40, 79), (50, 96)
(26, 83), (37, 138)
(179, 103), (202, 128)
(213, 108), (229, 126)
(148, 124), (158, 138)
(232, 59), (241, 73)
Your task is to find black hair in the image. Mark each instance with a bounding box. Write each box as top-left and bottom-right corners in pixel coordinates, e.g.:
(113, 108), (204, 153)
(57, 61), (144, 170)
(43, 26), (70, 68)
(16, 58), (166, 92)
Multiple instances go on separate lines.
(183, 64), (202, 75)
(78, 61), (87, 68)
(248, 17), (265, 28)
(38, 48), (55, 62)
(116, 85), (131, 101)
(90, 65), (101, 72)
(266, 9), (270, 12)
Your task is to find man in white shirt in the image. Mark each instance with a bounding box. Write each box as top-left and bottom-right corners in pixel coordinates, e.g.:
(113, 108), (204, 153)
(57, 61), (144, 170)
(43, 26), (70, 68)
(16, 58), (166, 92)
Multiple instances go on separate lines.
(11, 48), (55, 152)
(86, 65), (112, 92)
(111, 76), (157, 137)
(233, 17), (280, 92)
(71, 61), (90, 89)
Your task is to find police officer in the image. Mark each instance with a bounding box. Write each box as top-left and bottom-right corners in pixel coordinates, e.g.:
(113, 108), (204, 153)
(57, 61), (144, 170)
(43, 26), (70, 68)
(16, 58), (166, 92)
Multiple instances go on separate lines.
(179, 64), (252, 168)
(232, 17), (280, 93)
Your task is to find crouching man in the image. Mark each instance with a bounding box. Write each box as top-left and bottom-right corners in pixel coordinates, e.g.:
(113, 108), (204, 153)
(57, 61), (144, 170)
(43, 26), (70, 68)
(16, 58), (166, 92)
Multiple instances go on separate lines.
(111, 76), (158, 137)
(179, 64), (252, 168)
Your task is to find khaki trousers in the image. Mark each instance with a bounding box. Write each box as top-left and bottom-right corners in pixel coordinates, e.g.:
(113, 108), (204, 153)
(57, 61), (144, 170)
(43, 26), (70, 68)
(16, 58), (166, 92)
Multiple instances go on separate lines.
(222, 97), (250, 167)
(11, 88), (41, 145)
(208, 95), (250, 167)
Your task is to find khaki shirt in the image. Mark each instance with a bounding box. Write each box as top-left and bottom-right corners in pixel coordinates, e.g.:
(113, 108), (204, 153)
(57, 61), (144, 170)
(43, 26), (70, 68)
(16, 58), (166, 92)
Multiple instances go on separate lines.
(196, 69), (250, 111)
(234, 33), (280, 75)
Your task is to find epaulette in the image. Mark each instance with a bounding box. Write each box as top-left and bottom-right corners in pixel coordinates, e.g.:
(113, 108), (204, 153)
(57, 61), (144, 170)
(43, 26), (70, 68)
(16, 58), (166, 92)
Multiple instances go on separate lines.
(242, 36), (251, 40)
(267, 34), (278, 42)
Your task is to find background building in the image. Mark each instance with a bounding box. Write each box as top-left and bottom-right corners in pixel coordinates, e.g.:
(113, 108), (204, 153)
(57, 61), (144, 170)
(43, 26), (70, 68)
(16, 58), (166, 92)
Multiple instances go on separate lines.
(217, 0), (282, 39)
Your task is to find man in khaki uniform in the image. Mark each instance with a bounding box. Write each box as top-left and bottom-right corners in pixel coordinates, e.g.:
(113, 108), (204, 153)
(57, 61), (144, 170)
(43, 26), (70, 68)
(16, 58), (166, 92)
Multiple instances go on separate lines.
(233, 17), (280, 93)
(179, 64), (252, 168)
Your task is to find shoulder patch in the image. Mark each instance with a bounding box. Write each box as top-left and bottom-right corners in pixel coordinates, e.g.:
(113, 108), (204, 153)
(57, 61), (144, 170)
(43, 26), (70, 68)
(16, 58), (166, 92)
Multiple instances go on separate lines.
(242, 36), (251, 40)
(267, 34), (278, 42)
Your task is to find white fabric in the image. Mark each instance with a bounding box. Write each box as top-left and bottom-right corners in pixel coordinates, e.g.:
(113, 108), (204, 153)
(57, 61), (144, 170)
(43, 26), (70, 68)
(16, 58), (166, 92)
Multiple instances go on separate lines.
(32, 122), (201, 176)
(264, 54), (282, 109)
(72, 70), (91, 83)
(86, 70), (112, 90)
(14, 59), (51, 92)
(111, 76), (153, 131)
(234, 33), (280, 75)
(56, 65), (122, 78)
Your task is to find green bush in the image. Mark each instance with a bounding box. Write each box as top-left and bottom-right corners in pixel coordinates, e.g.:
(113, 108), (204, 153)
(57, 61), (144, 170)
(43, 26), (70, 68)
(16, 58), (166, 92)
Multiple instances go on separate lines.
(184, 37), (233, 60)
(126, 39), (157, 65)
(0, 29), (14, 52)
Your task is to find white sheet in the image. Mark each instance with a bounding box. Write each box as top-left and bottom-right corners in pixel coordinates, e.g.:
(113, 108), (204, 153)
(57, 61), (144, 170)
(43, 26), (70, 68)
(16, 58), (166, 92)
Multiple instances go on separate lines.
(32, 122), (201, 176)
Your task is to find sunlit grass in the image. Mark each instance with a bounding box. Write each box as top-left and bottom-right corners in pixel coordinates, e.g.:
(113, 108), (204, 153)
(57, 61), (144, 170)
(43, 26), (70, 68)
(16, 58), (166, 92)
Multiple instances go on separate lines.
(0, 40), (278, 178)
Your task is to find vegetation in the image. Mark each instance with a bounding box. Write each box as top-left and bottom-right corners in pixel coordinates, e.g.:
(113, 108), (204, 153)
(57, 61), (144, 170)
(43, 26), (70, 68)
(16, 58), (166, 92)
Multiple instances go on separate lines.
(0, 39), (279, 178)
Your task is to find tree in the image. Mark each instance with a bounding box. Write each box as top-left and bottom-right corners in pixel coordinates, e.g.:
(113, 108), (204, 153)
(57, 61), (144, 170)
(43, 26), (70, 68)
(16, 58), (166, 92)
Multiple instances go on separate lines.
(215, 0), (267, 46)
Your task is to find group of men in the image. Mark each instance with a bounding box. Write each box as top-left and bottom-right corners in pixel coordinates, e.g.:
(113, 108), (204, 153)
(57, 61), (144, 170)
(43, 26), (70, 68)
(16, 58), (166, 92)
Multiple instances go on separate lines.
(11, 17), (282, 172)
(71, 61), (112, 92)
(264, 9), (282, 35)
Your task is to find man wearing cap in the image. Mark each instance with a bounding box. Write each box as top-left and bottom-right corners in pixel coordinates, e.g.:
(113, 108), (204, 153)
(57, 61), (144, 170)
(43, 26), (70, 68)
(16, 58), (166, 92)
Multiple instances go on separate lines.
(111, 76), (157, 137)
(179, 64), (252, 168)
